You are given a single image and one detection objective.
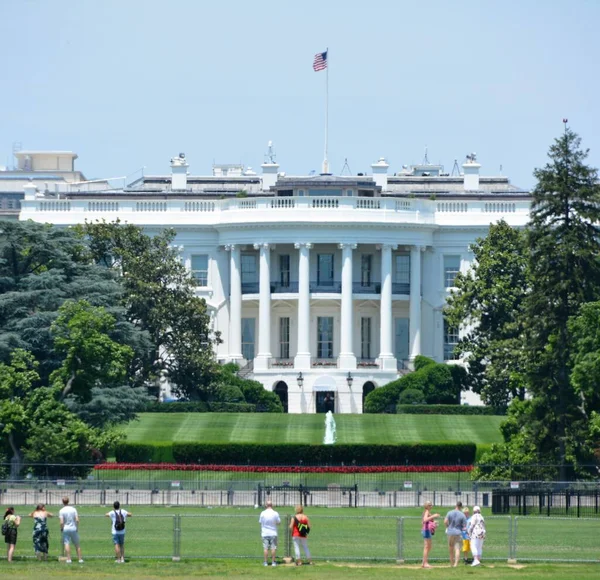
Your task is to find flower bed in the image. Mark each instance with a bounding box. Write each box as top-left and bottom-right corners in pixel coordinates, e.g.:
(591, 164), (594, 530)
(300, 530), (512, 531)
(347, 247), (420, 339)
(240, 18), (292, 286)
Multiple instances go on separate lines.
(95, 463), (473, 473)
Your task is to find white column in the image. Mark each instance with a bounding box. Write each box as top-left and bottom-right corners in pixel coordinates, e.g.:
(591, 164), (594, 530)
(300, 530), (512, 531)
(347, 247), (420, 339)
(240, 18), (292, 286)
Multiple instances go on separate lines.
(226, 244), (243, 361)
(409, 245), (423, 361)
(254, 243), (272, 370)
(338, 243), (357, 369)
(294, 242), (312, 369)
(378, 243), (397, 370)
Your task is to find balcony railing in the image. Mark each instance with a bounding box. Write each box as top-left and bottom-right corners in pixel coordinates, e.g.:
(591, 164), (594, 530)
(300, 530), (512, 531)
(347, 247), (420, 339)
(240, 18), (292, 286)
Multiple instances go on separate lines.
(397, 359), (411, 373)
(311, 357), (338, 368)
(392, 282), (410, 294)
(269, 358), (294, 368)
(271, 281), (299, 293)
(353, 282), (381, 294)
(357, 358), (379, 368)
(310, 281), (342, 293)
(241, 282), (259, 294)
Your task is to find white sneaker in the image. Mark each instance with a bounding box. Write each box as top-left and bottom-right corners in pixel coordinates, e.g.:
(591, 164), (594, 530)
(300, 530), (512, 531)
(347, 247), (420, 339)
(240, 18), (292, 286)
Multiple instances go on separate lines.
(65, 560), (72, 564)
(263, 562), (268, 566)
(272, 562), (277, 567)
(471, 560), (480, 566)
(79, 559), (84, 564)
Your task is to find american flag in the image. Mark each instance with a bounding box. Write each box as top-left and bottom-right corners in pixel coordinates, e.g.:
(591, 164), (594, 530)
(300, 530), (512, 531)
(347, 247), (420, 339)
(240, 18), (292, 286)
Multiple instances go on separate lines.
(313, 50), (328, 72)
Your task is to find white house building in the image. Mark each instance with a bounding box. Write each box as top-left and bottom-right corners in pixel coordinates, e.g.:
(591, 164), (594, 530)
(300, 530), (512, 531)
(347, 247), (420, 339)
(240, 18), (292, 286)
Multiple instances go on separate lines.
(19, 147), (531, 413)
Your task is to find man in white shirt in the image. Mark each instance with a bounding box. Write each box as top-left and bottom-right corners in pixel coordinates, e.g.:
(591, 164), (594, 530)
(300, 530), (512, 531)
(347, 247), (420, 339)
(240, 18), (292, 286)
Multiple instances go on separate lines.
(105, 500), (132, 563)
(258, 500), (280, 566)
(59, 497), (83, 564)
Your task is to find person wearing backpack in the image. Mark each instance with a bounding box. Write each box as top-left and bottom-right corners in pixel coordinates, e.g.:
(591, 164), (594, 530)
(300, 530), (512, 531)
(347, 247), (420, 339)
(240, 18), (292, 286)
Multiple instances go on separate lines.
(289, 505), (312, 566)
(106, 501), (132, 563)
(3, 507), (21, 562)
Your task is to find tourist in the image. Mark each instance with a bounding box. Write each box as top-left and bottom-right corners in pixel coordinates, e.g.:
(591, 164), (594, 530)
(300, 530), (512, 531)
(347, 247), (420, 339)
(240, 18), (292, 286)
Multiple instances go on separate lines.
(106, 501), (132, 563)
(29, 504), (53, 561)
(259, 500), (280, 566)
(420, 501), (440, 568)
(461, 507), (472, 564)
(289, 505), (312, 566)
(3, 507), (20, 562)
(468, 506), (486, 566)
(59, 497), (83, 564)
(444, 500), (467, 567)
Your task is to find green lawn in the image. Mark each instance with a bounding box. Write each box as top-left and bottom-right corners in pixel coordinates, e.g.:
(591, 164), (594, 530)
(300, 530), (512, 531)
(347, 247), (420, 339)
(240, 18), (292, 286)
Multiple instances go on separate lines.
(123, 413), (504, 445)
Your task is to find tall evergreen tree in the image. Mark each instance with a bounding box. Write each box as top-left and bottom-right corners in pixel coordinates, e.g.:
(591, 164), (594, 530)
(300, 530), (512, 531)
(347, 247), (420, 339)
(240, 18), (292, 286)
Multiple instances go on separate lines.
(524, 125), (600, 475)
(445, 220), (528, 408)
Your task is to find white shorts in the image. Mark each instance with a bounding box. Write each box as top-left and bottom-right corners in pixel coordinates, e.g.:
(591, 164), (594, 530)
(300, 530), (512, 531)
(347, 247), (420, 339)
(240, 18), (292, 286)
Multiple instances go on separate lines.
(62, 530), (80, 546)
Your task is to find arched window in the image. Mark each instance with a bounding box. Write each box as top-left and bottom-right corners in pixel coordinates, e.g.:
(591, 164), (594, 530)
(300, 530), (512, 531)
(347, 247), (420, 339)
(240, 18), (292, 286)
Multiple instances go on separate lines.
(362, 381), (376, 411)
(274, 381), (288, 413)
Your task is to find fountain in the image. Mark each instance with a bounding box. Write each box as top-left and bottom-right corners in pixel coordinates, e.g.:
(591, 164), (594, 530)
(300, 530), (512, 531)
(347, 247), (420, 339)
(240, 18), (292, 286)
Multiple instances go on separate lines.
(323, 410), (337, 445)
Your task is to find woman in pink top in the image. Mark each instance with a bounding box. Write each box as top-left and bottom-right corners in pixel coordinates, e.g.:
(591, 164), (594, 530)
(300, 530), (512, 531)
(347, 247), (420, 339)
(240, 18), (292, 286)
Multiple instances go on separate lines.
(421, 501), (440, 568)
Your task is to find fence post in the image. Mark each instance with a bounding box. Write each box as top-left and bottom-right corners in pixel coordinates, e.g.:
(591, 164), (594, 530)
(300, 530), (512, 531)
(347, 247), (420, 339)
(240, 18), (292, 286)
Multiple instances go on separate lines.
(285, 514), (291, 561)
(354, 484), (358, 508)
(510, 516), (518, 563)
(172, 514), (181, 561)
(396, 517), (404, 564)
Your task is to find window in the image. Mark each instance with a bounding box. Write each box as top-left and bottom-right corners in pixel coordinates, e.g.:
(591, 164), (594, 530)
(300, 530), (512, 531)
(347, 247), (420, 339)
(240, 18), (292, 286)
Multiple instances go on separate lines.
(279, 317), (290, 359)
(394, 318), (409, 362)
(191, 254), (209, 286)
(241, 254), (258, 284)
(242, 318), (255, 360)
(317, 254), (334, 286)
(361, 255), (372, 287)
(279, 254), (290, 287)
(444, 255), (461, 288)
(317, 317), (334, 359)
(444, 321), (460, 360)
(394, 255), (410, 284)
(361, 317), (372, 359)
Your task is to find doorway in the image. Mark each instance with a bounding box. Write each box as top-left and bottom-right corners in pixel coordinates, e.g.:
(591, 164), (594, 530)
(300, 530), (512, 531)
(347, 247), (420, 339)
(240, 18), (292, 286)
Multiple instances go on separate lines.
(316, 391), (335, 414)
(274, 381), (288, 413)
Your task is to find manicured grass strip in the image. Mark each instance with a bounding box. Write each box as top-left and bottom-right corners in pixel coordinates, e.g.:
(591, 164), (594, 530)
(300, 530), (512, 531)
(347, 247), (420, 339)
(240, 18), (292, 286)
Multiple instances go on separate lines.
(123, 413), (504, 445)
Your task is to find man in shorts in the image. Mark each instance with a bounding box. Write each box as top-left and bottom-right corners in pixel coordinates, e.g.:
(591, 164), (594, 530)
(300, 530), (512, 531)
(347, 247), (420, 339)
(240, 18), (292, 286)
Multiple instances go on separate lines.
(444, 500), (467, 567)
(259, 500), (280, 566)
(106, 500), (132, 563)
(59, 497), (83, 564)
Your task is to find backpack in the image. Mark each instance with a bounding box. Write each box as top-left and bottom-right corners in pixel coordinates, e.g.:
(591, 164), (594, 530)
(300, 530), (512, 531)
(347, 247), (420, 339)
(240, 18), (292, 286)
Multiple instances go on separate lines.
(1, 520), (10, 536)
(294, 516), (310, 537)
(114, 510), (125, 532)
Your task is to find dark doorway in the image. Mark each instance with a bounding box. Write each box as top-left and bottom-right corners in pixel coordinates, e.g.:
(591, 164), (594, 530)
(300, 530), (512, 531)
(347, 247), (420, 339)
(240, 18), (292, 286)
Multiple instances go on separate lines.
(316, 391), (335, 413)
(274, 381), (288, 413)
(362, 381), (376, 411)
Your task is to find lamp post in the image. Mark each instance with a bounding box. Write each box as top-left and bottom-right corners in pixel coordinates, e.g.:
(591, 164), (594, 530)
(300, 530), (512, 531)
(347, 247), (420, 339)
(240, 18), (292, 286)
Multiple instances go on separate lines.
(297, 372), (304, 388)
(346, 372), (353, 389)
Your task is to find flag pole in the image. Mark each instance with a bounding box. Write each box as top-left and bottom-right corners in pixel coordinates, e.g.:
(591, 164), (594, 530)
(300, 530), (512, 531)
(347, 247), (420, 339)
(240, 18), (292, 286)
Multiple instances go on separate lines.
(323, 47), (329, 174)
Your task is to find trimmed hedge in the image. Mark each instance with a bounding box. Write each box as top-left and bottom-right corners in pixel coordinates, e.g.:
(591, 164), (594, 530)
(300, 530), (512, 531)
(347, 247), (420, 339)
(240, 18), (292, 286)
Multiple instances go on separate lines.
(145, 402), (209, 413)
(396, 405), (504, 415)
(114, 442), (174, 463)
(207, 402), (255, 413)
(172, 442), (476, 466)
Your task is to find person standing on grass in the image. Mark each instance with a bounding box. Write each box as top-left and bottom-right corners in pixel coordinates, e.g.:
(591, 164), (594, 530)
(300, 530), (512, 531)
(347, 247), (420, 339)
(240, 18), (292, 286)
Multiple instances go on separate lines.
(259, 500), (280, 566)
(106, 501), (132, 563)
(289, 505), (312, 566)
(444, 500), (466, 567)
(59, 497), (83, 564)
(3, 507), (20, 562)
(420, 501), (440, 568)
(29, 504), (53, 561)
(461, 507), (472, 564)
(467, 506), (486, 567)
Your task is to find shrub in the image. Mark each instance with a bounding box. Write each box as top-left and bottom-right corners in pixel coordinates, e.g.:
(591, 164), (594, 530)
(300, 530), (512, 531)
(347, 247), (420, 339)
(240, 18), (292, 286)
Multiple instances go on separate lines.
(397, 388), (426, 405)
(144, 402), (209, 413)
(421, 364), (459, 404)
(239, 379), (284, 413)
(214, 385), (245, 403)
(414, 355), (436, 371)
(207, 402), (255, 412)
(396, 405), (502, 415)
(114, 442), (174, 463)
(363, 381), (403, 413)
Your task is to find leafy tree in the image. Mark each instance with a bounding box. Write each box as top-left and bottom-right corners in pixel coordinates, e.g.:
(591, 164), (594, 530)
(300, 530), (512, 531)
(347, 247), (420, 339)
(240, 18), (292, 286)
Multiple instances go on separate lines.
(445, 220), (529, 408)
(523, 127), (600, 474)
(80, 221), (220, 401)
(217, 364), (283, 412)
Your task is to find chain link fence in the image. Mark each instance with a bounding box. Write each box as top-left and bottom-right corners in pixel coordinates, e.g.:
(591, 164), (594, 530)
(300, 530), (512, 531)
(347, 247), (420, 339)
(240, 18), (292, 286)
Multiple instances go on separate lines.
(5, 513), (600, 563)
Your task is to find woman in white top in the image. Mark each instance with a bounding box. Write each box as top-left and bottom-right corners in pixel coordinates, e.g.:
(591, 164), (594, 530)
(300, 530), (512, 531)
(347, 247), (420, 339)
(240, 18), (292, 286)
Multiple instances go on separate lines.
(467, 506), (486, 566)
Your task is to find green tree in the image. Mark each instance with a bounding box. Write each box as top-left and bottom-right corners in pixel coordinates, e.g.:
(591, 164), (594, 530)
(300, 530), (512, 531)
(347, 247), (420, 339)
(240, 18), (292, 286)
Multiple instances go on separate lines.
(445, 220), (529, 408)
(524, 126), (600, 474)
(80, 221), (220, 400)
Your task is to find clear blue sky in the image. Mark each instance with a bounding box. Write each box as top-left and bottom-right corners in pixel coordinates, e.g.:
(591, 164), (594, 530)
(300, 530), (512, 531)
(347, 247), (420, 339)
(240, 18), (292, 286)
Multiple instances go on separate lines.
(1, 0), (598, 188)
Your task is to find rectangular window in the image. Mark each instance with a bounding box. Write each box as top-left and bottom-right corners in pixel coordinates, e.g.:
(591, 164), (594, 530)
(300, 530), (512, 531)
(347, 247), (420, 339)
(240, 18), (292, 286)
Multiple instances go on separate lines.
(361, 317), (372, 359)
(191, 254), (209, 286)
(279, 254), (290, 287)
(317, 254), (334, 286)
(444, 255), (461, 288)
(241, 318), (256, 361)
(394, 318), (410, 362)
(279, 317), (290, 359)
(241, 254), (258, 284)
(444, 321), (460, 360)
(317, 316), (334, 359)
(394, 254), (410, 284)
(361, 255), (372, 287)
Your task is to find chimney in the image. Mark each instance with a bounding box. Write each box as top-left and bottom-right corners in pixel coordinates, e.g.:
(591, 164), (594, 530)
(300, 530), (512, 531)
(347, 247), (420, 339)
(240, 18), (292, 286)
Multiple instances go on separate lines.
(261, 141), (279, 192)
(462, 153), (481, 191)
(170, 153), (188, 191)
(371, 157), (389, 190)
(23, 181), (37, 200)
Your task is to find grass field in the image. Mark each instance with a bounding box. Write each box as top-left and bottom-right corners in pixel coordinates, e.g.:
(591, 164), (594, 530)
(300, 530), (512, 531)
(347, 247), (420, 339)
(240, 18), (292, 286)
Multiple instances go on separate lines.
(123, 413), (504, 445)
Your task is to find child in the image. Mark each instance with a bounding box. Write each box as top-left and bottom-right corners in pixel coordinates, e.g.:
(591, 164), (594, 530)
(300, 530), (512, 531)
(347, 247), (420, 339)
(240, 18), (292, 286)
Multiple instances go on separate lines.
(462, 507), (472, 564)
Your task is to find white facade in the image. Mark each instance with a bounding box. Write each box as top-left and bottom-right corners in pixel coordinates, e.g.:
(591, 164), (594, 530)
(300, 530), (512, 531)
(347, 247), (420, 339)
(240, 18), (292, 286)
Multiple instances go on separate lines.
(19, 150), (531, 413)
